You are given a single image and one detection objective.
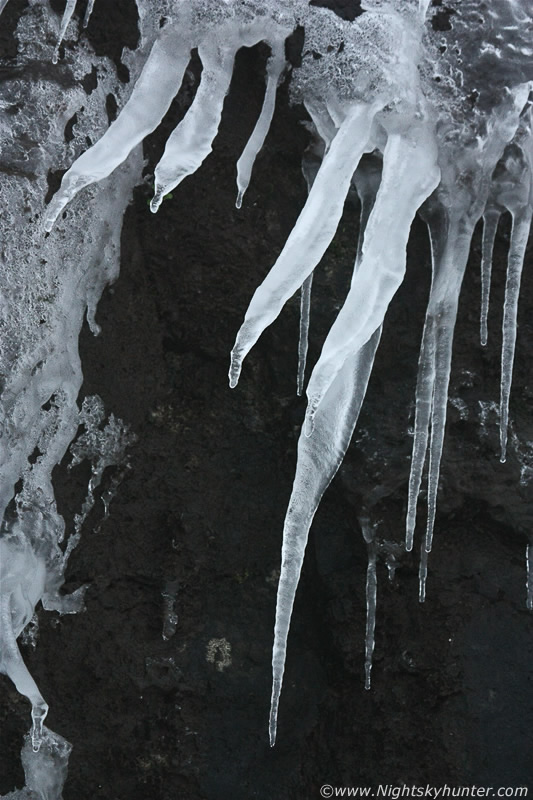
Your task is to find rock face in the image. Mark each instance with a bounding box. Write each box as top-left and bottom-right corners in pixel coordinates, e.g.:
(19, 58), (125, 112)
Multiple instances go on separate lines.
(0, 2), (532, 798)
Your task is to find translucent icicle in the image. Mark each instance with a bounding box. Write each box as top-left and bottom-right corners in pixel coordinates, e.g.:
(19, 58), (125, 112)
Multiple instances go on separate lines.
(0, 0), (10, 18)
(304, 123), (440, 433)
(235, 41), (285, 209)
(361, 518), (377, 690)
(151, 41), (236, 212)
(230, 101), (380, 389)
(480, 209), (500, 347)
(53, 0), (76, 64)
(83, 0), (96, 28)
(297, 274), (313, 396)
(407, 215), (474, 598)
(499, 208), (532, 463)
(527, 543), (533, 611)
(270, 327), (381, 746)
(44, 26), (192, 230)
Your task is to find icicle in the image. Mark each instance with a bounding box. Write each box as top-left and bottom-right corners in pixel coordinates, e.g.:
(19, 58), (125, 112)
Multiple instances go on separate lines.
(52, 0), (77, 64)
(0, 0), (10, 18)
(151, 40), (236, 212)
(83, 0), (96, 29)
(230, 101), (381, 390)
(270, 326), (381, 746)
(361, 517), (377, 690)
(527, 543), (533, 611)
(44, 26), (192, 231)
(480, 209), (500, 347)
(499, 207), (532, 462)
(235, 41), (285, 209)
(297, 274), (313, 396)
(407, 215), (474, 598)
(304, 121), (440, 434)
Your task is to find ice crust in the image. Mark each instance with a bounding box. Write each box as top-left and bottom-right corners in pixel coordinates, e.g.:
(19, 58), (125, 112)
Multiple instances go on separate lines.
(2, 0), (532, 763)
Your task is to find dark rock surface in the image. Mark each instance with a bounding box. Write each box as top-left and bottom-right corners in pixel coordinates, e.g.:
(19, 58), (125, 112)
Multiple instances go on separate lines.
(1, 1), (532, 798)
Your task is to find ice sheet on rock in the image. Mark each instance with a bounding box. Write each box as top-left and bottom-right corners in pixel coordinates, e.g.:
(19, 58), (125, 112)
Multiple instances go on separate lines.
(63, 395), (136, 561)
(230, 102), (379, 389)
(235, 41), (286, 209)
(270, 326), (381, 745)
(0, 727), (72, 800)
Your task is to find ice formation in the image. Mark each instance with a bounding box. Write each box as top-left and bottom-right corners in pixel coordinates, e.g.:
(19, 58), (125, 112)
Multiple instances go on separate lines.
(0, 3), (141, 795)
(1, 0), (532, 781)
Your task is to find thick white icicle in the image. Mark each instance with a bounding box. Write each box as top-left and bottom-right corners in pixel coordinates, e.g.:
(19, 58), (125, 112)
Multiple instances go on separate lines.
(44, 26), (192, 231)
(235, 41), (285, 209)
(499, 208), (532, 462)
(151, 41), (236, 212)
(480, 209), (501, 347)
(304, 122), (440, 433)
(53, 0), (77, 64)
(297, 274), (313, 396)
(230, 101), (380, 389)
(270, 327), (381, 746)
(361, 518), (377, 690)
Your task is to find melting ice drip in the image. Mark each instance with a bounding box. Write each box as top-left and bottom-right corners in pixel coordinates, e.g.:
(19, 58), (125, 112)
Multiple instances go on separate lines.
(27, 0), (533, 749)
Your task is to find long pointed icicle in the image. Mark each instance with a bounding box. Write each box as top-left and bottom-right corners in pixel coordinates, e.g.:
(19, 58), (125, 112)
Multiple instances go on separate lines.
(270, 327), (381, 746)
(151, 41), (236, 212)
(480, 209), (500, 347)
(235, 41), (285, 209)
(499, 207), (532, 462)
(410, 220), (474, 600)
(361, 518), (378, 690)
(229, 101), (381, 389)
(304, 123), (440, 433)
(44, 27), (192, 231)
(53, 0), (76, 64)
(297, 274), (313, 396)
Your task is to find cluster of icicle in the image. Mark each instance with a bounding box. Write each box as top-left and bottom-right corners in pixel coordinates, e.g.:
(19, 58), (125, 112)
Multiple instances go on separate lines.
(43, 0), (533, 746)
(1, 4), (531, 787)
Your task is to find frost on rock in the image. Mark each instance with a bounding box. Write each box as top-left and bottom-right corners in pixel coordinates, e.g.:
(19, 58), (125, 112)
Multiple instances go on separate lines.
(0, 1), (141, 790)
(19, 0), (533, 751)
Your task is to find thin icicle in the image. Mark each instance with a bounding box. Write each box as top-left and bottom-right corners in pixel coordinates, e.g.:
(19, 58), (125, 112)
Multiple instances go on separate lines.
(413, 222), (474, 600)
(151, 41), (236, 212)
(235, 41), (285, 209)
(53, 0), (77, 64)
(230, 101), (381, 390)
(45, 25), (192, 231)
(297, 274), (313, 396)
(527, 543), (533, 611)
(499, 208), (532, 462)
(304, 121), (440, 434)
(83, 0), (96, 28)
(480, 209), (500, 347)
(361, 517), (377, 690)
(270, 327), (381, 746)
